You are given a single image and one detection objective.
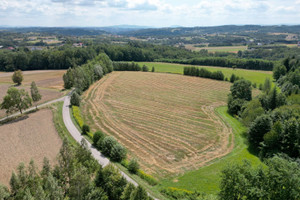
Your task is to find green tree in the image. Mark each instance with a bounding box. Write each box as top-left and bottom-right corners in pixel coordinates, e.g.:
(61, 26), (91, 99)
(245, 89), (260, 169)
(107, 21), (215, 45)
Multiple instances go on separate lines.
(248, 114), (273, 145)
(1, 88), (32, 114)
(142, 65), (149, 72)
(128, 159), (140, 174)
(151, 66), (155, 72)
(263, 78), (272, 93)
(30, 81), (42, 109)
(101, 136), (117, 156)
(240, 99), (265, 126)
(71, 91), (81, 107)
(63, 68), (74, 89)
(82, 124), (90, 135)
(130, 186), (149, 200)
(110, 143), (127, 162)
(93, 131), (105, 147)
(273, 64), (287, 81)
(230, 79), (252, 101)
(0, 185), (10, 200)
(12, 70), (23, 85)
(121, 183), (136, 200)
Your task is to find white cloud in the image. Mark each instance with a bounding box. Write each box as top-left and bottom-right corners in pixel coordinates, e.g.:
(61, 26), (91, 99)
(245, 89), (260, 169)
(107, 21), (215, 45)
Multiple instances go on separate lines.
(0, 0), (299, 27)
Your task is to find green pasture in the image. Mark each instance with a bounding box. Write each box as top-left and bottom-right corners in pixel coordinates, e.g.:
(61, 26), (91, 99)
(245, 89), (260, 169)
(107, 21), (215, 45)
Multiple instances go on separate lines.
(138, 62), (273, 85)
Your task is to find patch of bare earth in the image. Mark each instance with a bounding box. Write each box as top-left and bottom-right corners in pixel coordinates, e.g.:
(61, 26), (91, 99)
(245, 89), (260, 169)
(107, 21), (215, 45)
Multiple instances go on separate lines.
(0, 109), (62, 186)
(82, 72), (233, 177)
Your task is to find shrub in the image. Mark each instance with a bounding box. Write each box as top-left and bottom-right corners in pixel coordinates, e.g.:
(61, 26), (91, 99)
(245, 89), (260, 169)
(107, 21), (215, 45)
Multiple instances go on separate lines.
(101, 136), (117, 156)
(93, 131), (105, 147)
(138, 170), (158, 186)
(82, 124), (90, 135)
(110, 143), (127, 162)
(121, 159), (129, 168)
(151, 66), (155, 72)
(128, 159), (140, 174)
(72, 106), (84, 128)
(142, 65), (149, 72)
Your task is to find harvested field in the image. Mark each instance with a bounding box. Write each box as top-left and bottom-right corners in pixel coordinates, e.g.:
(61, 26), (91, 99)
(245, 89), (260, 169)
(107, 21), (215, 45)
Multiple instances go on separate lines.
(82, 71), (233, 177)
(0, 70), (66, 90)
(0, 109), (62, 186)
(0, 84), (62, 118)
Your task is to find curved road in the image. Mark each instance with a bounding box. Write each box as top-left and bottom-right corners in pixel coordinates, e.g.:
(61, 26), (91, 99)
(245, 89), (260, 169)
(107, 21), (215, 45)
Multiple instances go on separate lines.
(1, 92), (157, 199)
(62, 95), (140, 187)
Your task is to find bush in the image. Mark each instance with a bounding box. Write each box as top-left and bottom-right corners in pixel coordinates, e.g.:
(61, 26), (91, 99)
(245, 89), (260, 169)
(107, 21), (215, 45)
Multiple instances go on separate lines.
(151, 66), (155, 72)
(110, 143), (127, 162)
(128, 159), (140, 174)
(227, 95), (245, 115)
(71, 92), (81, 106)
(82, 124), (90, 135)
(142, 65), (149, 72)
(72, 106), (84, 128)
(248, 114), (273, 145)
(101, 136), (117, 156)
(138, 170), (158, 186)
(93, 131), (105, 147)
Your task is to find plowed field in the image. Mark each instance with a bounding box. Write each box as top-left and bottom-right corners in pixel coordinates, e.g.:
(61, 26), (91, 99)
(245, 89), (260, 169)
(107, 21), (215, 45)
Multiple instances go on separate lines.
(82, 72), (233, 177)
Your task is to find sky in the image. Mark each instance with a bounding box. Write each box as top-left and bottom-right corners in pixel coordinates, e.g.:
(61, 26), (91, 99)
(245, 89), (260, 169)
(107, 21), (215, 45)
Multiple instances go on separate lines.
(0, 0), (300, 27)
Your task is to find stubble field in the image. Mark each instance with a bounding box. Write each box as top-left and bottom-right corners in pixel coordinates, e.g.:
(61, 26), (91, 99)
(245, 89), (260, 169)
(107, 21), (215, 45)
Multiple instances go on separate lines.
(81, 71), (233, 177)
(0, 109), (62, 186)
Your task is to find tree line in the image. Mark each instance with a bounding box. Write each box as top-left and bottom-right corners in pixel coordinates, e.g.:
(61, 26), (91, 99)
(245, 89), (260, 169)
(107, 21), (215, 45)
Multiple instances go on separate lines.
(157, 57), (274, 71)
(0, 41), (278, 72)
(183, 66), (225, 81)
(220, 55), (300, 199)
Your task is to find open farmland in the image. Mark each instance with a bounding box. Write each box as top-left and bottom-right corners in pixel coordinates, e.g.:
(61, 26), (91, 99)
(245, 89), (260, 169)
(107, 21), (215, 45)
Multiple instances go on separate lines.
(0, 70), (66, 90)
(0, 109), (62, 186)
(185, 45), (248, 53)
(0, 70), (66, 118)
(81, 71), (233, 177)
(138, 62), (273, 86)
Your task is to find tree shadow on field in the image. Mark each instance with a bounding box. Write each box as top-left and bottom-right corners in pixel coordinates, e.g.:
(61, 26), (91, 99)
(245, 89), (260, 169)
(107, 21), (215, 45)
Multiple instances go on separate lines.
(0, 115), (29, 126)
(241, 130), (262, 159)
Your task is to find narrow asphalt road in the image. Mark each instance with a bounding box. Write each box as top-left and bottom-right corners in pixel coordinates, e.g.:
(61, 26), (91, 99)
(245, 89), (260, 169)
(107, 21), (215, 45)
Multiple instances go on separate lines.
(62, 95), (140, 187)
(1, 92), (157, 199)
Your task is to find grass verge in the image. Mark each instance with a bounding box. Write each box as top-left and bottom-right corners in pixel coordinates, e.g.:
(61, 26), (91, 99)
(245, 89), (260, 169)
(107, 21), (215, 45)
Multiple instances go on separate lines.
(51, 102), (77, 146)
(158, 106), (262, 195)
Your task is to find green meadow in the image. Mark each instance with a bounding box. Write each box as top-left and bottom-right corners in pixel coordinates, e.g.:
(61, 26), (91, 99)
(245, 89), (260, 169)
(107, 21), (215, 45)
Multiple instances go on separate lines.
(138, 62), (273, 86)
(157, 107), (263, 194)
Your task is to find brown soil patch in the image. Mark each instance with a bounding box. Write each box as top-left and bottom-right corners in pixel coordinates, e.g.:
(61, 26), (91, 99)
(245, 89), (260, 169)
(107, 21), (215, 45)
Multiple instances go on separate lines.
(82, 72), (233, 177)
(0, 70), (66, 90)
(0, 109), (62, 186)
(0, 84), (62, 118)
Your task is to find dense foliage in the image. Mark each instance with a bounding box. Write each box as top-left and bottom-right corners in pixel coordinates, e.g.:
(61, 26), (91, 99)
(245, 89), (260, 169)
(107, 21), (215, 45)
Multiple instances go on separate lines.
(183, 66), (224, 81)
(219, 156), (300, 200)
(159, 57), (274, 71)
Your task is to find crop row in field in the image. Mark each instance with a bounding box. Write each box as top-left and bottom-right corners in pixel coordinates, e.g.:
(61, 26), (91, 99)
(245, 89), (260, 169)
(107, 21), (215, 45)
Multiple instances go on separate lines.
(81, 71), (233, 177)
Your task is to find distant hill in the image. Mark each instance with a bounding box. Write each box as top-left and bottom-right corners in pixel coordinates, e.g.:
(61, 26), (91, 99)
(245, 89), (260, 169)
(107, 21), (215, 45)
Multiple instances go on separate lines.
(0, 27), (108, 36)
(1, 25), (300, 37)
(120, 25), (300, 37)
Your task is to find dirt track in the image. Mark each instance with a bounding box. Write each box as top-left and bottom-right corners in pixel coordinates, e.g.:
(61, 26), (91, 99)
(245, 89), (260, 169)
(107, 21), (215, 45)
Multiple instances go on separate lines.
(82, 72), (233, 177)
